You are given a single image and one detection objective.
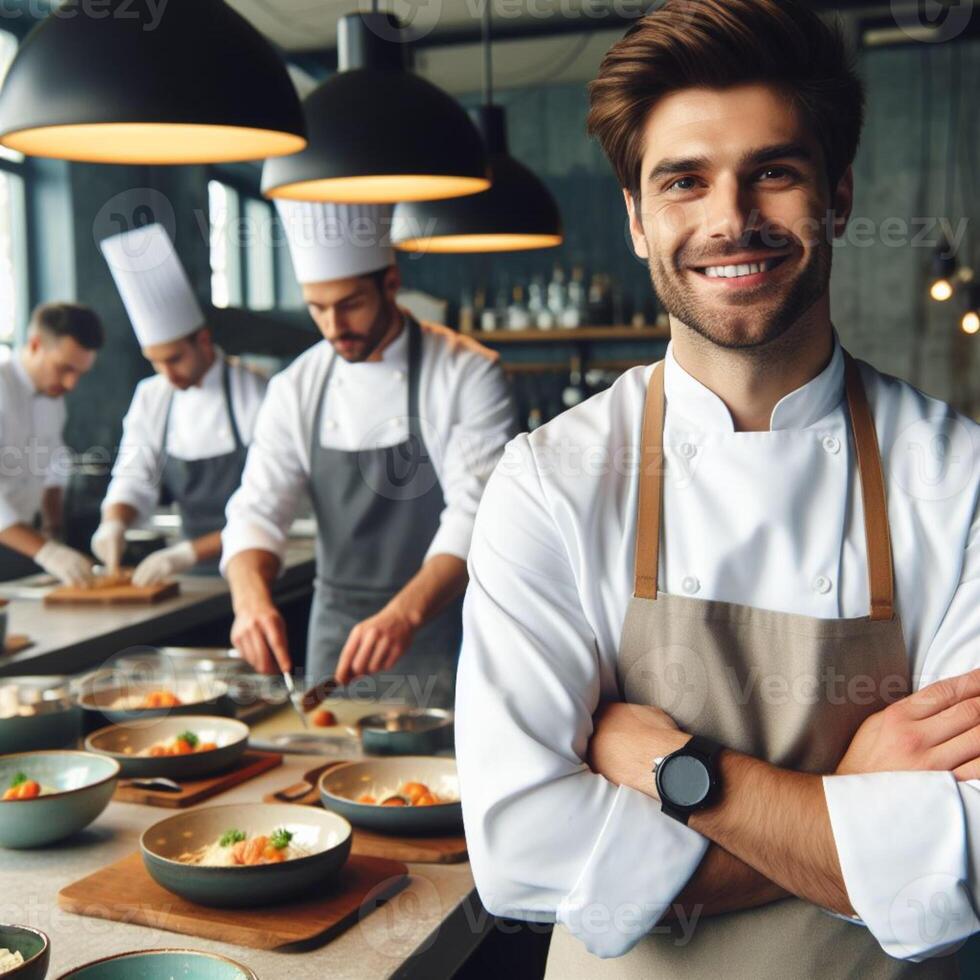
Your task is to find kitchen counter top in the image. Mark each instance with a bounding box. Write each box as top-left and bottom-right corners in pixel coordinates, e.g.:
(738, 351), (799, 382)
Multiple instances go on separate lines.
(1, 704), (483, 979)
(0, 541), (315, 678)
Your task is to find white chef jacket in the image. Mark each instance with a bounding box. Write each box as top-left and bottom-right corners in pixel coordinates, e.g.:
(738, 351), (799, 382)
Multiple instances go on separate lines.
(456, 333), (980, 961)
(221, 317), (517, 571)
(0, 352), (70, 532)
(103, 349), (267, 525)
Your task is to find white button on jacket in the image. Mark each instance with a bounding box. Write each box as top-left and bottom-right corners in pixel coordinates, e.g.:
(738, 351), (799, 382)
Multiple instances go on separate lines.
(455, 336), (980, 961)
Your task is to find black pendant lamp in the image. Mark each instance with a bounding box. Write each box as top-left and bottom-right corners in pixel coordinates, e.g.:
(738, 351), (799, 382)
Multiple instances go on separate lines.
(390, 0), (562, 253)
(261, 10), (490, 204)
(0, 0), (306, 165)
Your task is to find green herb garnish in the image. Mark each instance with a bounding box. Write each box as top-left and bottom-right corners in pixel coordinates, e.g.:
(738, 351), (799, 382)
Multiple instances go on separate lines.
(176, 731), (199, 748)
(219, 828), (246, 847)
(9, 772), (27, 788)
(270, 828), (293, 850)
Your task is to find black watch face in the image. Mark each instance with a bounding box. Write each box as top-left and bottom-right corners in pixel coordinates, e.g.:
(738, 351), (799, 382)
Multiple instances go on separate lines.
(660, 755), (710, 808)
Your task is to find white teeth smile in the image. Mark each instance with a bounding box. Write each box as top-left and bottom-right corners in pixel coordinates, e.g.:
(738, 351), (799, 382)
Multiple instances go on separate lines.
(701, 258), (782, 278)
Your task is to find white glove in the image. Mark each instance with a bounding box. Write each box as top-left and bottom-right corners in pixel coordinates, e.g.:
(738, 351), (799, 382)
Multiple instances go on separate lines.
(35, 541), (94, 586)
(91, 519), (126, 572)
(132, 541), (197, 587)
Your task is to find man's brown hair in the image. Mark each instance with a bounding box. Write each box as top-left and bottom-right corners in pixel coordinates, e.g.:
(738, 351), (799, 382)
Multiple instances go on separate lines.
(587, 0), (865, 200)
(30, 301), (104, 351)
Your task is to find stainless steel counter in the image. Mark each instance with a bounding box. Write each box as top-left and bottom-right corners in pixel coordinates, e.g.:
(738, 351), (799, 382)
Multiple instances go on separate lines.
(0, 541), (315, 678)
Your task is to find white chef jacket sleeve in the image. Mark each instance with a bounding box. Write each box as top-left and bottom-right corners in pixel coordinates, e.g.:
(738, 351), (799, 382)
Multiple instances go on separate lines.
(455, 434), (708, 959)
(822, 497), (980, 960)
(102, 381), (165, 523)
(423, 353), (516, 564)
(220, 375), (308, 572)
(0, 411), (21, 532)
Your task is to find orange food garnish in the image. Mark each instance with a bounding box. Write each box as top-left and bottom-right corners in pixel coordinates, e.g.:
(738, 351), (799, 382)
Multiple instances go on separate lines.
(381, 796), (408, 807)
(357, 794), (376, 804)
(400, 782), (429, 804)
(415, 792), (439, 807)
(198, 742), (217, 752)
(311, 709), (337, 727)
(143, 690), (182, 709)
(172, 739), (194, 755)
(4, 780), (41, 800)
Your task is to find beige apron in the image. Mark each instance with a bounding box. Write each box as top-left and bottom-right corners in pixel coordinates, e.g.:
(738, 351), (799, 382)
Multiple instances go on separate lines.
(546, 353), (959, 979)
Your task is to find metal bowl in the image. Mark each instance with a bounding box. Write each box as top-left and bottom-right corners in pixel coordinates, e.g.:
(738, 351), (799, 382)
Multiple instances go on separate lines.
(319, 756), (462, 835)
(355, 708), (454, 756)
(85, 716), (249, 779)
(0, 677), (82, 754)
(140, 803), (352, 907)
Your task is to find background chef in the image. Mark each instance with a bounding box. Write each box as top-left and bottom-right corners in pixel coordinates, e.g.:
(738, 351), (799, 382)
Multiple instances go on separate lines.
(456, 0), (980, 975)
(91, 223), (267, 583)
(0, 302), (104, 584)
(222, 200), (516, 707)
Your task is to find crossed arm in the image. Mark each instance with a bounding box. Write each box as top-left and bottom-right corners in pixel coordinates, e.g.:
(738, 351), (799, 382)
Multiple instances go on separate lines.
(588, 668), (980, 921)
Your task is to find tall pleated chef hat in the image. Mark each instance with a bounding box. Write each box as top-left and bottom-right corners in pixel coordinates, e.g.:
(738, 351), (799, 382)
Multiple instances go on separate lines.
(99, 223), (205, 348)
(275, 200), (395, 284)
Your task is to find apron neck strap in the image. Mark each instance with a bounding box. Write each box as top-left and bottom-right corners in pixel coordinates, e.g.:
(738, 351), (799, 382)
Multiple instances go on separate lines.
(220, 358), (245, 451)
(632, 349), (895, 621)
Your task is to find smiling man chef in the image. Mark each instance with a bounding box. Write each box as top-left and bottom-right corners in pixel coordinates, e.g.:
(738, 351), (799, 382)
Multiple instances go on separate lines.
(456, 1), (980, 976)
(222, 201), (515, 707)
(92, 224), (267, 582)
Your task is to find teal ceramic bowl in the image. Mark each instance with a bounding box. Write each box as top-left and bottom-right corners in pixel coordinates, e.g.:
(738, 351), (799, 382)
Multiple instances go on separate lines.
(0, 751), (119, 848)
(55, 948), (256, 978)
(140, 803), (352, 907)
(319, 756), (463, 835)
(0, 924), (49, 979)
(0, 678), (82, 754)
(84, 716), (249, 780)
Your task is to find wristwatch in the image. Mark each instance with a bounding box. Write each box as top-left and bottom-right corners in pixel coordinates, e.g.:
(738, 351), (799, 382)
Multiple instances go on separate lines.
(652, 734), (724, 824)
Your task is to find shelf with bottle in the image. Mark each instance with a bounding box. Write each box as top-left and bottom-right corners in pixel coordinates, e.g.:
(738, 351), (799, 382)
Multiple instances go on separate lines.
(457, 262), (664, 340)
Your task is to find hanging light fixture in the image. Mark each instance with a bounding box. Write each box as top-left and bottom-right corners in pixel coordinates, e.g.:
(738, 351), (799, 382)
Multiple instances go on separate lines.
(0, 0), (306, 165)
(390, 0), (562, 253)
(262, 9), (489, 204)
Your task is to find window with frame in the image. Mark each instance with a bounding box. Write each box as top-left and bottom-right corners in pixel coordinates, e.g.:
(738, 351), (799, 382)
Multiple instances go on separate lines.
(208, 176), (279, 311)
(0, 29), (29, 346)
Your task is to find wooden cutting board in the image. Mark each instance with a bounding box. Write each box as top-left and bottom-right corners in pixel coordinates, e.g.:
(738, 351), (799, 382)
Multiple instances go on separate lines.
(58, 851), (409, 950)
(264, 761), (468, 864)
(115, 751), (283, 807)
(2, 634), (32, 655)
(44, 577), (179, 605)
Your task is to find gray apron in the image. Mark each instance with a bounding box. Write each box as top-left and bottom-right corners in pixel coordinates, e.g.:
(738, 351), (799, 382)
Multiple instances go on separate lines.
(160, 360), (247, 575)
(305, 313), (462, 708)
(545, 352), (958, 979)
(0, 542), (42, 583)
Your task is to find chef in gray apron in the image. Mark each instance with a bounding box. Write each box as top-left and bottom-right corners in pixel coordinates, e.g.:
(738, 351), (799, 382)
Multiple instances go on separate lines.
(222, 200), (516, 708)
(0, 302), (104, 584)
(92, 223), (267, 582)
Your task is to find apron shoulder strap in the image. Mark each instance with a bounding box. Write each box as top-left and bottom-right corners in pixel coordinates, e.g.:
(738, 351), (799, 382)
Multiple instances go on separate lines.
(632, 350), (895, 621)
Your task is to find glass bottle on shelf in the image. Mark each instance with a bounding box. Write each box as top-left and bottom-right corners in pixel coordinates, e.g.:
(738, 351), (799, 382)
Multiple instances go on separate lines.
(479, 286), (498, 332)
(562, 355), (589, 408)
(458, 288), (475, 334)
(506, 285), (531, 331)
(528, 276), (554, 331)
(561, 265), (587, 329)
(547, 265), (567, 325)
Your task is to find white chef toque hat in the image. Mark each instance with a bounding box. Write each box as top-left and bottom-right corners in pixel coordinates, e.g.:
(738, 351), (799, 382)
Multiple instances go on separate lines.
(275, 200), (395, 284)
(100, 223), (206, 348)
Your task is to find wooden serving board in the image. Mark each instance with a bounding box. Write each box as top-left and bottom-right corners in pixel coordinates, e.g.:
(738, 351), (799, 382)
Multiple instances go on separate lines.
(264, 761), (468, 864)
(58, 851), (409, 950)
(44, 578), (179, 606)
(2, 634), (32, 655)
(115, 750), (283, 807)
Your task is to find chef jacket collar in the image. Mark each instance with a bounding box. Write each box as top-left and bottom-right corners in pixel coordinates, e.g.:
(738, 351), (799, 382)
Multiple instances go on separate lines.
(663, 328), (845, 433)
(13, 350), (40, 397)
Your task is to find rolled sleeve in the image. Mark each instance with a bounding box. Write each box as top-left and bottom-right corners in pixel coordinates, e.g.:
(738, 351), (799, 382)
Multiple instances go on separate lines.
(456, 435), (706, 959)
(821, 500), (980, 960)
